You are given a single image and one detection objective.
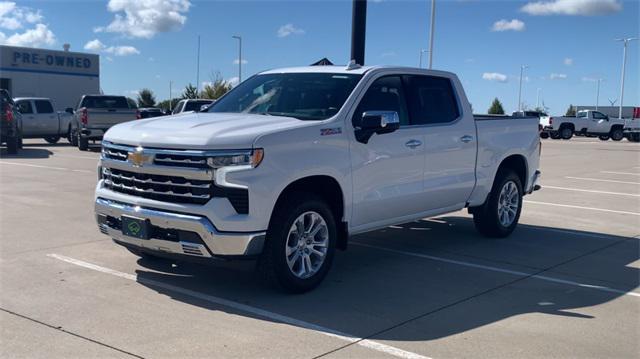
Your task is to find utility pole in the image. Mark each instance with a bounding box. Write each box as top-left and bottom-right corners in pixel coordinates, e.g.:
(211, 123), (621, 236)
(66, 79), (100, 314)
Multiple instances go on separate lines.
(169, 80), (173, 112)
(536, 88), (541, 108)
(232, 35), (242, 83)
(518, 65), (528, 112)
(615, 37), (637, 119)
(418, 49), (428, 68)
(427, 0), (436, 69)
(196, 35), (201, 94)
(351, 0), (367, 65)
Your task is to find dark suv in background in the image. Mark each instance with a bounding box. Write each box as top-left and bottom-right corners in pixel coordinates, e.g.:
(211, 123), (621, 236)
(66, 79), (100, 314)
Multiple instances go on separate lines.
(1, 89), (22, 154)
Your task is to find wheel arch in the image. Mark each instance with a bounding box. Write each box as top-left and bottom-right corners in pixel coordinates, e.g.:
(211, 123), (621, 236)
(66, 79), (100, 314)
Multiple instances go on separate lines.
(497, 154), (528, 190)
(270, 175), (348, 250)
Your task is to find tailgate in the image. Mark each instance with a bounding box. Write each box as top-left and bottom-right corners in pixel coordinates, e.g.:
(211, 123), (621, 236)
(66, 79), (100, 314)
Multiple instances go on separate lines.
(87, 108), (137, 127)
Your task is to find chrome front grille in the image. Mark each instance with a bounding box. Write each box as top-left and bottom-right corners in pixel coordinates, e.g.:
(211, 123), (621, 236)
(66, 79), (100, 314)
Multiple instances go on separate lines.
(103, 168), (212, 204)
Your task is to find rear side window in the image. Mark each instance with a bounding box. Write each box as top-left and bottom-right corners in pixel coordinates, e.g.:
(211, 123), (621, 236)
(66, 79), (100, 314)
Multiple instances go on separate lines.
(35, 100), (54, 114)
(81, 96), (129, 109)
(354, 76), (409, 127)
(404, 75), (460, 125)
(16, 100), (33, 114)
(577, 112), (587, 118)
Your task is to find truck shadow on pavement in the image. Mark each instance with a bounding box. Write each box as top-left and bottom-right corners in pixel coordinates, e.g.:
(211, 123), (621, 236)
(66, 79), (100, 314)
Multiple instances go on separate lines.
(132, 217), (639, 342)
(0, 147), (52, 158)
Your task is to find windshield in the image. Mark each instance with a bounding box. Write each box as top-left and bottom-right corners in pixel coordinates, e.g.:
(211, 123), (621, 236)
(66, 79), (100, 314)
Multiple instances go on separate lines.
(208, 73), (363, 120)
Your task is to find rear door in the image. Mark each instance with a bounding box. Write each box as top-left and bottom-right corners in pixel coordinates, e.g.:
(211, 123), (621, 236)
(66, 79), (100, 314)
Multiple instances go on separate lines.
(15, 100), (38, 135)
(33, 100), (57, 135)
(403, 74), (476, 210)
(82, 96), (136, 127)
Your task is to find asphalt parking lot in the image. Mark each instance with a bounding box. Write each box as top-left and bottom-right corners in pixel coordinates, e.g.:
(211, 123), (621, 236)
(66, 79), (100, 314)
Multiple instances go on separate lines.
(1, 137), (639, 359)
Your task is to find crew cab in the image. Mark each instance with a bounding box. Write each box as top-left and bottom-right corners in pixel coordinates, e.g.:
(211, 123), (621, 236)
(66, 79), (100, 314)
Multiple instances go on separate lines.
(1, 89), (22, 154)
(540, 110), (626, 141)
(69, 95), (139, 151)
(13, 97), (72, 144)
(94, 66), (541, 292)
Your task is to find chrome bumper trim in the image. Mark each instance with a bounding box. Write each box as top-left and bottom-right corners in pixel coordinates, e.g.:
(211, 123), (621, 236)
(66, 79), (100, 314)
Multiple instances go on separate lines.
(95, 197), (265, 256)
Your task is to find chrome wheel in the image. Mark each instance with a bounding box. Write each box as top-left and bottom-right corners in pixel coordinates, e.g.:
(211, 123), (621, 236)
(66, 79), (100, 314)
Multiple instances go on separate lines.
(285, 211), (329, 279)
(497, 180), (519, 227)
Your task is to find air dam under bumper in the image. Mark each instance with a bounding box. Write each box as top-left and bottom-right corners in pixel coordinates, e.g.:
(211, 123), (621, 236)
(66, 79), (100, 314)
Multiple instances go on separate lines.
(95, 197), (266, 258)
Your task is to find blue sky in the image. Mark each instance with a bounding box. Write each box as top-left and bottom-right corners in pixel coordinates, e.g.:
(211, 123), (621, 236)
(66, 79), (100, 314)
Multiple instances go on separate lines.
(2, 0), (639, 114)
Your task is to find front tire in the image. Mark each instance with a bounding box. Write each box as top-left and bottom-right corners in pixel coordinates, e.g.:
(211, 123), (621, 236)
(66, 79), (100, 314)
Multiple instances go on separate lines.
(471, 170), (523, 238)
(6, 136), (18, 154)
(259, 192), (336, 293)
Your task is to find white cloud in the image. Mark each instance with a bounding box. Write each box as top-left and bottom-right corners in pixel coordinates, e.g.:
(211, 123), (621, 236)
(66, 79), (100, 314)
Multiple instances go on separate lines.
(96, 0), (191, 39)
(0, 2), (42, 30)
(227, 77), (240, 86)
(233, 58), (248, 65)
(277, 24), (305, 38)
(550, 73), (568, 80)
(582, 77), (600, 82)
(0, 3), (53, 48)
(491, 19), (525, 32)
(482, 72), (508, 82)
(0, 23), (55, 47)
(83, 39), (140, 56)
(521, 0), (622, 16)
(564, 57), (573, 66)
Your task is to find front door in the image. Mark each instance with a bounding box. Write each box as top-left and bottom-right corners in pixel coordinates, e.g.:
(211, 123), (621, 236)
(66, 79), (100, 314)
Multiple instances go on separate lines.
(589, 111), (609, 134)
(350, 75), (427, 229)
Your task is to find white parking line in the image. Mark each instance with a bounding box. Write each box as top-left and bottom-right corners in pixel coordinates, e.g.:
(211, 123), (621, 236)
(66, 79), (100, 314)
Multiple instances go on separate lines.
(525, 200), (640, 216)
(543, 185), (640, 197)
(565, 176), (640, 185)
(351, 243), (640, 298)
(601, 171), (640, 176)
(47, 254), (429, 359)
(0, 161), (93, 173)
(53, 154), (99, 160)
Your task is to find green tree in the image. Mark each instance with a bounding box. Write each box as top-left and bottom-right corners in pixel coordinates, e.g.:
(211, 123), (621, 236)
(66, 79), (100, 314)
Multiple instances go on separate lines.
(126, 97), (138, 109)
(200, 72), (232, 100)
(565, 104), (576, 116)
(488, 98), (505, 115)
(182, 83), (199, 99)
(137, 88), (156, 107)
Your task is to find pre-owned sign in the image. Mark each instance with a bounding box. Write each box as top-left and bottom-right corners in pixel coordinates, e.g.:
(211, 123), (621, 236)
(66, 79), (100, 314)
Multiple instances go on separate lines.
(0, 45), (99, 77)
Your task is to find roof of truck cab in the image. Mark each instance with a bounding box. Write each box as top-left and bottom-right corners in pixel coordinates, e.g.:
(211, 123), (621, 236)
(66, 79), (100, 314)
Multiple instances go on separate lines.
(258, 65), (456, 78)
(13, 97), (51, 101)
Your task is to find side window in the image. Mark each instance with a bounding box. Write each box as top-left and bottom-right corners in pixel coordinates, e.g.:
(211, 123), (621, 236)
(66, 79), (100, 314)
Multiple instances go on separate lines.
(353, 76), (409, 127)
(592, 111), (607, 119)
(16, 100), (33, 114)
(35, 100), (54, 114)
(404, 75), (460, 125)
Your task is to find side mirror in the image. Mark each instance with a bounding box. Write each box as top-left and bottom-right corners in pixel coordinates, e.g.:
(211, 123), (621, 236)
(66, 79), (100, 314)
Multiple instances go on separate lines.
(65, 107), (74, 114)
(355, 111), (400, 144)
(200, 104), (210, 112)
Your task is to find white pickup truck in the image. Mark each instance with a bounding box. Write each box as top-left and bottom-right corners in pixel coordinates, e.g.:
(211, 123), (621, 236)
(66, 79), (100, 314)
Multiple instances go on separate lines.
(540, 110), (626, 141)
(94, 66), (541, 292)
(13, 97), (72, 144)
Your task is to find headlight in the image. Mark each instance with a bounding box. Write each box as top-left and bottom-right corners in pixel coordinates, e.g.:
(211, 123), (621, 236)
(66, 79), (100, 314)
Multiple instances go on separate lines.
(207, 149), (264, 168)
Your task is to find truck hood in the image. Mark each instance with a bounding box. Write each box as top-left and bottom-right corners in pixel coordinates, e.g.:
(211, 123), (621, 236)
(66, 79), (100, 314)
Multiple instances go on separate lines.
(103, 112), (306, 149)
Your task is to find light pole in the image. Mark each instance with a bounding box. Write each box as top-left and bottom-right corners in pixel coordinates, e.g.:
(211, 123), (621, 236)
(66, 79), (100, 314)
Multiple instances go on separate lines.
(169, 80), (173, 112)
(615, 37), (637, 119)
(196, 35), (201, 94)
(536, 88), (541, 108)
(232, 35), (242, 84)
(418, 49), (428, 68)
(517, 65), (529, 112)
(596, 79), (603, 110)
(427, 0), (436, 69)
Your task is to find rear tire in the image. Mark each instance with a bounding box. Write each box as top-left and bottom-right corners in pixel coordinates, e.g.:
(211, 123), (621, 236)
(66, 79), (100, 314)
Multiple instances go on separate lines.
(44, 136), (60, 144)
(560, 127), (573, 140)
(77, 132), (88, 151)
(69, 128), (78, 146)
(471, 170), (523, 238)
(259, 192), (336, 293)
(6, 136), (18, 154)
(610, 128), (624, 141)
(540, 132), (549, 139)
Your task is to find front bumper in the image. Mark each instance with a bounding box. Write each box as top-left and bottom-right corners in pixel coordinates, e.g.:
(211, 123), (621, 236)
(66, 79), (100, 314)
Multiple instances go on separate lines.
(95, 197), (266, 258)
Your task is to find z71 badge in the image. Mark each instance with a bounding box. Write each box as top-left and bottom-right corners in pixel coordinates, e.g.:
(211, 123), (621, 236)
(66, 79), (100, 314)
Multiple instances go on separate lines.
(320, 127), (342, 136)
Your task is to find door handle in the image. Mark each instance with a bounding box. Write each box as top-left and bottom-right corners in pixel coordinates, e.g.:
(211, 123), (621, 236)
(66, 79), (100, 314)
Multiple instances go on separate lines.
(460, 135), (474, 143)
(405, 139), (422, 149)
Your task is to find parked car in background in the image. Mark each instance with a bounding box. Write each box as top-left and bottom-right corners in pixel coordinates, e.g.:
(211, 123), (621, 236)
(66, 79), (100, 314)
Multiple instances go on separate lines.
(623, 107), (640, 142)
(540, 110), (626, 141)
(95, 66), (541, 292)
(14, 97), (72, 144)
(513, 110), (548, 118)
(69, 95), (140, 151)
(171, 99), (215, 115)
(139, 107), (165, 119)
(0, 89), (22, 154)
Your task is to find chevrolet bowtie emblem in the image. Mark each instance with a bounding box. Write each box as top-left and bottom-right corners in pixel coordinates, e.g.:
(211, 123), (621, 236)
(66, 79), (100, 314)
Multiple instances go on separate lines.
(127, 147), (151, 167)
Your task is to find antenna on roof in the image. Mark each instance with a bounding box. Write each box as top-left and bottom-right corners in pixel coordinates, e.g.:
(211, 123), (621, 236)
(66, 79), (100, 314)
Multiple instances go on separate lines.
(346, 59), (361, 71)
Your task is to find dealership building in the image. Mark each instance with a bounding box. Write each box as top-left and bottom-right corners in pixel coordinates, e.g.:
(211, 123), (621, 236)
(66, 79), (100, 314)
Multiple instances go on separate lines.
(0, 44), (99, 111)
